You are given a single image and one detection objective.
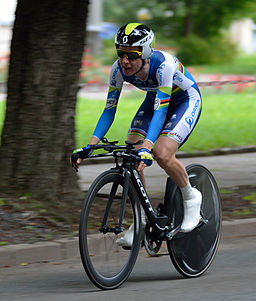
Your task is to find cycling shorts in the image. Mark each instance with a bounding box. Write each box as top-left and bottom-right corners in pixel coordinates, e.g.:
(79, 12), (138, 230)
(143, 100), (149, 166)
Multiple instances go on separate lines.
(128, 84), (202, 148)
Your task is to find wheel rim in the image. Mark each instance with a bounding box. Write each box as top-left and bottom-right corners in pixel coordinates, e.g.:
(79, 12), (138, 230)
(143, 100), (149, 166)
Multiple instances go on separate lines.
(169, 164), (222, 276)
(79, 174), (140, 288)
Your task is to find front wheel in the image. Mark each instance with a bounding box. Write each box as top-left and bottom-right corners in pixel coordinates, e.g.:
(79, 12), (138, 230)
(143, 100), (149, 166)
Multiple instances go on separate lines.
(167, 164), (222, 278)
(79, 170), (141, 290)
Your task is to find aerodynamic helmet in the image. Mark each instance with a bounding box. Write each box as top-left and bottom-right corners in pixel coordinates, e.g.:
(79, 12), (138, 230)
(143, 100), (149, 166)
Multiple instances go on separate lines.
(115, 23), (155, 59)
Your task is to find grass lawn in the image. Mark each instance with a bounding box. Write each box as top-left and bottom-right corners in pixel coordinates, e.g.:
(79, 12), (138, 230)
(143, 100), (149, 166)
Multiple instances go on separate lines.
(75, 89), (256, 153)
(1, 89), (255, 154)
(192, 53), (256, 75)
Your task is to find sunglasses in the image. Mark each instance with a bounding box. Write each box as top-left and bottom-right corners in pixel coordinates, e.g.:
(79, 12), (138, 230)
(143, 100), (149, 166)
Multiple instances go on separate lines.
(116, 49), (142, 60)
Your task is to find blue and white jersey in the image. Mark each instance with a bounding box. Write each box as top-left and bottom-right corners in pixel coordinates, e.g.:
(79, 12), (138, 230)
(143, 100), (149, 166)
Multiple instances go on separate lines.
(93, 50), (200, 144)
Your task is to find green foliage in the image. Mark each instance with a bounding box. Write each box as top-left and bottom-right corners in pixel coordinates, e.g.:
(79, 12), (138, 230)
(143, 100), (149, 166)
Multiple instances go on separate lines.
(103, 0), (256, 38)
(176, 35), (237, 65)
(103, 0), (171, 34)
(102, 39), (117, 66)
(179, 0), (253, 37)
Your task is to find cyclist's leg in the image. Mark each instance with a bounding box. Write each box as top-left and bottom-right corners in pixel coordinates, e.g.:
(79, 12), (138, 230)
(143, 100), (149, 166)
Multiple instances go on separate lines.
(153, 86), (202, 232)
(154, 137), (186, 186)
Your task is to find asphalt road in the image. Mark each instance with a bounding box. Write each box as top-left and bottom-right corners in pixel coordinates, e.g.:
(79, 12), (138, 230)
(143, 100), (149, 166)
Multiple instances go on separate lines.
(1, 235), (256, 301)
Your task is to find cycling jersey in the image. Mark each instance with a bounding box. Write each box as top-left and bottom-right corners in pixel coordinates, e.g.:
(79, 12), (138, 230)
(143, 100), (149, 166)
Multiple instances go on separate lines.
(92, 50), (201, 146)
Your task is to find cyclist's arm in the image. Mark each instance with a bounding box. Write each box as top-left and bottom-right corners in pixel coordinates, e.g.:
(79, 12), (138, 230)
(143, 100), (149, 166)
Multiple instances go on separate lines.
(91, 61), (124, 142)
(144, 61), (174, 146)
(88, 136), (100, 145)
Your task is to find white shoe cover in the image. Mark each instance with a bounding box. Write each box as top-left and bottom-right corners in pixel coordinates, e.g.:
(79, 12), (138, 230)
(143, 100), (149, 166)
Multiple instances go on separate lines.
(116, 224), (134, 247)
(180, 188), (202, 233)
(116, 207), (146, 248)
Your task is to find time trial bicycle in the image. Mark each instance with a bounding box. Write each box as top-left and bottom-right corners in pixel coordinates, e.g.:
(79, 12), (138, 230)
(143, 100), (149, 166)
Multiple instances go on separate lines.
(77, 138), (222, 290)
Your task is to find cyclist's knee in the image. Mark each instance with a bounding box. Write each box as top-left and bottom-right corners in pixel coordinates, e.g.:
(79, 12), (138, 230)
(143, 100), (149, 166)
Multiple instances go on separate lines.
(154, 149), (175, 168)
(153, 137), (178, 168)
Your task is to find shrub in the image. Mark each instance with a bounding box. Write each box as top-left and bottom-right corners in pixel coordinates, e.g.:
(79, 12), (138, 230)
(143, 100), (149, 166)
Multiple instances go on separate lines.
(176, 34), (237, 65)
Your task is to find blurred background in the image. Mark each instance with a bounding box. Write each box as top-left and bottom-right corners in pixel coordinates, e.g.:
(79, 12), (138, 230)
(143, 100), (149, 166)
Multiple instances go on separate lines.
(1, 0), (256, 90)
(1, 0), (256, 151)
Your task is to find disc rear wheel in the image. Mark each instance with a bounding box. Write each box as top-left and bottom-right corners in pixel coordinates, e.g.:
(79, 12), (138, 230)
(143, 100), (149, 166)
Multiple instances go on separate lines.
(167, 164), (222, 277)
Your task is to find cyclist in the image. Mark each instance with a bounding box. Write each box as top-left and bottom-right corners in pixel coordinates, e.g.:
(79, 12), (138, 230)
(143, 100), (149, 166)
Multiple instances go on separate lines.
(72, 23), (202, 247)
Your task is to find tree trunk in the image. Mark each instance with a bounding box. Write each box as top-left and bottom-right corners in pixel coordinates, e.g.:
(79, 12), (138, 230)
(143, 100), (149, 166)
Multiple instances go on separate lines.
(0, 0), (89, 203)
(184, 0), (194, 36)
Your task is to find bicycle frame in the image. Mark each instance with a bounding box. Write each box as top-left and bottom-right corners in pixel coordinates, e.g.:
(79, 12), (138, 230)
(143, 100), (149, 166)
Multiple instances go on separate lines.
(130, 168), (168, 234)
(125, 164), (183, 240)
(86, 140), (183, 241)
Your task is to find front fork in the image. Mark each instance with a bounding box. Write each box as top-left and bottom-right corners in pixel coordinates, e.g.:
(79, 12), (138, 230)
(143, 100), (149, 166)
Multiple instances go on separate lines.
(99, 169), (131, 235)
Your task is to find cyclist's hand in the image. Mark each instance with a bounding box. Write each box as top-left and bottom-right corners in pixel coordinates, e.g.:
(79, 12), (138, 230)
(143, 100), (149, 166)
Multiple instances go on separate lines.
(71, 145), (93, 171)
(138, 148), (153, 172)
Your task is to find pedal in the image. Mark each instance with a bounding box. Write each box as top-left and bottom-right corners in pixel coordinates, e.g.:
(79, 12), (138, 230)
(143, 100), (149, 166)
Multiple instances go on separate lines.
(196, 217), (208, 230)
(165, 225), (181, 240)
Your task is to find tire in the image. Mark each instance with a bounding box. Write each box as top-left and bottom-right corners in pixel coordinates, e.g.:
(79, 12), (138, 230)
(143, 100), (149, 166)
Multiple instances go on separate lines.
(79, 170), (141, 290)
(167, 164), (222, 277)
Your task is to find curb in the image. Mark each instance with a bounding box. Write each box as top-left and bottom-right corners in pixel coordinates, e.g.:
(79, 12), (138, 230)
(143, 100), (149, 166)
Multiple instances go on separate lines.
(1, 218), (256, 268)
(0, 238), (79, 267)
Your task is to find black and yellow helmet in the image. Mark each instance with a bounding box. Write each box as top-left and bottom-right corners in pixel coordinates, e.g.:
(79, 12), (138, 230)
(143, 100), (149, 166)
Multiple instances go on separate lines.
(115, 23), (155, 59)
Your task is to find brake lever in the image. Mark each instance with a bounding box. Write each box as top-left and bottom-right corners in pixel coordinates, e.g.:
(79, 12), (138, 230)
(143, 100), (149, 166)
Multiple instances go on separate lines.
(72, 161), (78, 172)
(71, 153), (79, 172)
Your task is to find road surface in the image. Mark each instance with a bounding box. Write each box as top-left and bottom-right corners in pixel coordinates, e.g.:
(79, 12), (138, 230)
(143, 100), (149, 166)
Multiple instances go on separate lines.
(0, 235), (255, 301)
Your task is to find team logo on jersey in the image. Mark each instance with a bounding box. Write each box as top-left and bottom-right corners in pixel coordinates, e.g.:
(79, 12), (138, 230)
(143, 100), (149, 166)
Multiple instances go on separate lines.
(110, 65), (119, 87)
(191, 99), (200, 117)
(133, 119), (143, 127)
(154, 98), (160, 110)
(185, 99), (200, 128)
(111, 80), (117, 86)
(157, 64), (165, 85)
(173, 71), (184, 83)
(168, 132), (183, 143)
(185, 117), (194, 128)
(105, 98), (118, 109)
(165, 122), (173, 129)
